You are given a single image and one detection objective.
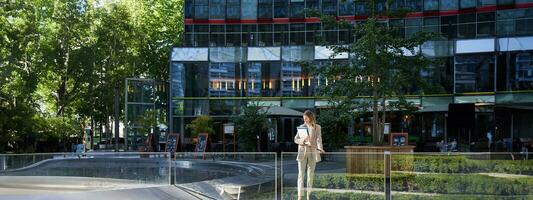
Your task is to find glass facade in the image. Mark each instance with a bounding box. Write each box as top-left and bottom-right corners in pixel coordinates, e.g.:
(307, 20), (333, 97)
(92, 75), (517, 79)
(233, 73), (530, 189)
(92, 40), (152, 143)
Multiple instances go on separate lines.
(173, 0), (533, 149)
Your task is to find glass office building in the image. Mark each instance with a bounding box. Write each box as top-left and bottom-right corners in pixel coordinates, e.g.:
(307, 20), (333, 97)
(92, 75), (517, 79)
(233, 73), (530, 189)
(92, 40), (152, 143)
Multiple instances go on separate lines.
(171, 0), (533, 151)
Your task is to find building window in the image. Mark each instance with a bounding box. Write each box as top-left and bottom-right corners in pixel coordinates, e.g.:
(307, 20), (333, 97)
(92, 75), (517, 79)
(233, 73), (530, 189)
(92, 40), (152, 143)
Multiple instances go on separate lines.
(477, 12), (495, 37)
(290, 23), (306, 45)
(244, 62), (280, 97)
(355, 0), (368, 16)
(209, 63), (240, 97)
(440, 0), (458, 11)
(274, 24), (289, 45)
(242, 24), (257, 46)
(424, 0), (439, 11)
(185, 0), (193, 18)
(322, 0), (337, 16)
(209, 0), (225, 19)
(185, 63), (210, 97)
(227, 0), (241, 20)
(375, 0), (387, 14)
(389, 0), (405, 12)
(290, 0), (305, 18)
(478, 0), (496, 7)
(242, 0), (258, 19)
(210, 25), (225, 47)
(282, 62), (303, 96)
(226, 25), (241, 47)
(513, 52), (533, 90)
(455, 54), (495, 93)
(424, 17), (440, 33)
(194, 0), (209, 20)
(306, 0), (320, 16)
(406, 0), (423, 12)
(258, 24), (273, 46)
(516, 18), (533, 35)
(339, 0), (355, 16)
(497, 0), (514, 5)
(390, 19), (405, 38)
(460, 0), (476, 9)
(306, 23), (321, 45)
(258, 0), (273, 19)
(274, 0), (288, 17)
(458, 13), (476, 38)
(441, 15), (457, 39)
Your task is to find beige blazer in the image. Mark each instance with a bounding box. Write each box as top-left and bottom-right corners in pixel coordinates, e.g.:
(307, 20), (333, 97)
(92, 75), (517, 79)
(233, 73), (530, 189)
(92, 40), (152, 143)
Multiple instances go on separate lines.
(294, 124), (324, 162)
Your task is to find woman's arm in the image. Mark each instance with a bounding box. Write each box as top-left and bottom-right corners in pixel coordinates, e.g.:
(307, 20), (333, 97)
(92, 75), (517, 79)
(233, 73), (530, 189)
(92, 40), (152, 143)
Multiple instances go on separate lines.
(317, 125), (325, 153)
(294, 134), (306, 145)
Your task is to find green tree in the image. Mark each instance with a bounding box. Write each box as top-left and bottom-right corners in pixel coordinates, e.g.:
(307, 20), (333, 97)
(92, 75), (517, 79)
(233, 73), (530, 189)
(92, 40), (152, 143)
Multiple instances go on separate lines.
(313, 0), (433, 145)
(186, 115), (214, 138)
(233, 104), (268, 152)
(317, 102), (352, 150)
(0, 0), (184, 152)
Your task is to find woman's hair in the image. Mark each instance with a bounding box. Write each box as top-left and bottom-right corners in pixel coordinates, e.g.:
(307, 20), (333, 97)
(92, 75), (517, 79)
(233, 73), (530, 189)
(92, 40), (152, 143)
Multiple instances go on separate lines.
(303, 110), (317, 128)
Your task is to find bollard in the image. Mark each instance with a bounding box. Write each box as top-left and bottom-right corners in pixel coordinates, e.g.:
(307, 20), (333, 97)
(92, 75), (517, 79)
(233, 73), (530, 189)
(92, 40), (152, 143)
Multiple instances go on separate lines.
(384, 151), (391, 200)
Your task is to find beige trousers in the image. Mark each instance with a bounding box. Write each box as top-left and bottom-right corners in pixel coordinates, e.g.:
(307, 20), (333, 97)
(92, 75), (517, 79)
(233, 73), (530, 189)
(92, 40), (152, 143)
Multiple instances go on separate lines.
(297, 148), (317, 198)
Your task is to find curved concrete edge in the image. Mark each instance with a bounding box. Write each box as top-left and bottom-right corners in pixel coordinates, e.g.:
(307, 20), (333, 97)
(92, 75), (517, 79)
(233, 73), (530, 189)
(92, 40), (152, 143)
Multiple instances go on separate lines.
(175, 162), (277, 199)
(0, 185), (212, 200)
(0, 176), (164, 195)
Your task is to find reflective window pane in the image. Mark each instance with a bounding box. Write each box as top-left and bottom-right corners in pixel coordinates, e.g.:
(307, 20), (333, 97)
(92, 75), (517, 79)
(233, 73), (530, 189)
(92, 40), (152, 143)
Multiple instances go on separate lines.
(209, 63), (240, 97)
(322, 0), (337, 16)
(355, 1), (368, 16)
(440, 0), (458, 10)
(406, 0), (423, 12)
(242, 0), (258, 19)
(194, 0), (209, 19)
(274, 0), (288, 17)
(281, 62), (303, 96)
(290, 0), (305, 18)
(258, 0), (273, 19)
(227, 0), (241, 19)
(424, 0), (439, 11)
(246, 62), (281, 96)
(478, 0), (496, 6)
(185, 0), (193, 18)
(209, 0), (225, 19)
(455, 54), (495, 93)
(339, 0), (355, 16)
(513, 52), (533, 90)
(185, 63), (209, 97)
(460, 0), (476, 9)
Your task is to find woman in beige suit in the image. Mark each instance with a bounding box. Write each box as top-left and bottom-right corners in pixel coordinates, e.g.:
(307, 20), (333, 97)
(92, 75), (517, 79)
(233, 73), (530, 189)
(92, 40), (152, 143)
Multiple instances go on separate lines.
(294, 110), (325, 200)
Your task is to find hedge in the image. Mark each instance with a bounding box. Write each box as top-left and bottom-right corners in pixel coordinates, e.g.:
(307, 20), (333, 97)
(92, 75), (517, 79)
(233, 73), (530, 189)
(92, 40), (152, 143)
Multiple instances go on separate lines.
(313, 173), (533, 195)
(392, 155), (533, 174)
(279, 189), (383, 200)
(277, 189), (531, 200)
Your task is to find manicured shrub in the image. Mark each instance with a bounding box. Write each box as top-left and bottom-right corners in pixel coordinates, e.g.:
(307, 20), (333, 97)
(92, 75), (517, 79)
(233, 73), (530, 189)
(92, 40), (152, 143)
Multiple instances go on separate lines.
(313, 172), (533, 195)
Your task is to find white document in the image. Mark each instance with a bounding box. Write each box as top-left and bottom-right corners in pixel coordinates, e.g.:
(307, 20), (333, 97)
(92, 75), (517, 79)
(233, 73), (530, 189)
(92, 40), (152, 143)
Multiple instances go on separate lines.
(297, 127), (309, 138)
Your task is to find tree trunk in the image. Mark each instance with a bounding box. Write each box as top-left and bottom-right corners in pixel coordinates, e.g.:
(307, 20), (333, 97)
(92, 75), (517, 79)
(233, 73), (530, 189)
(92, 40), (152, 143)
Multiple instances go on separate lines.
(372, 88), (381, 145)
(57, 76), (66, 117)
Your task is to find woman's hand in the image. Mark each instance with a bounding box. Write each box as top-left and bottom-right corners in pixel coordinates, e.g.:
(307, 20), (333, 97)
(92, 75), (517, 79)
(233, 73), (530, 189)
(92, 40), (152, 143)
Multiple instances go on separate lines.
(303, 136), (310, 145)
(318, 149), (325, 154)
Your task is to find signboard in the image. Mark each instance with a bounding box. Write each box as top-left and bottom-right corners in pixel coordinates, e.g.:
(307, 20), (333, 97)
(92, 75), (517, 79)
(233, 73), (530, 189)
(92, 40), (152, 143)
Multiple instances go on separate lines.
(165, 133), (180, 158)
(389, 132), (408, 146)
(195, 133), (209, 159)
(223, 123), (234, 135)
(383, 123), (391, 135)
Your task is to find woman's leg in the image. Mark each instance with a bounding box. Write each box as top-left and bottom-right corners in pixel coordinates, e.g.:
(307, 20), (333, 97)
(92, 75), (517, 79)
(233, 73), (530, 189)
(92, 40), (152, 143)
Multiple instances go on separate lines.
(297, 156), (308, 199)
(306, 154), (317, 199)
